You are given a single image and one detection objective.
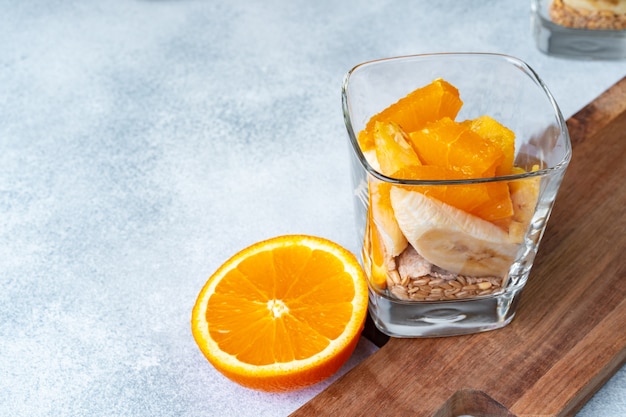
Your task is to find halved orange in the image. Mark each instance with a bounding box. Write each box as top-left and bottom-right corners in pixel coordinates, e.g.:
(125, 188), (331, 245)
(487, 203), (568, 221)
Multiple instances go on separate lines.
(191, 235), (369, 392)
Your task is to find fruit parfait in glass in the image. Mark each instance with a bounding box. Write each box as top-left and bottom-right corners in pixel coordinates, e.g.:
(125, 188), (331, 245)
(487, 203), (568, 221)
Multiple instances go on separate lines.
(531, 0), (626, 59)
(342, 53), (571, 337)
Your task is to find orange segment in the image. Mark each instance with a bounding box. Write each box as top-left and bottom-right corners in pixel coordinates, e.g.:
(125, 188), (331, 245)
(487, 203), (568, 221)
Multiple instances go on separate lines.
(392, 165), (486, 210)
(358, 78), (463, 151)
(408, 117), (504, 177)
(366, 78), (463, 133)
(365, 192), (391, 290)
(392, 165), (512, 222)
(464, 115), (516, 176)
(470, 181), (515, 223)
(191, 235), (368, 392)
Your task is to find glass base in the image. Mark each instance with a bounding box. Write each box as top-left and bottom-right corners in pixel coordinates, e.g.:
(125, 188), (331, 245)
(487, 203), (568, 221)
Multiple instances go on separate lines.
(368, 287), (522, 338)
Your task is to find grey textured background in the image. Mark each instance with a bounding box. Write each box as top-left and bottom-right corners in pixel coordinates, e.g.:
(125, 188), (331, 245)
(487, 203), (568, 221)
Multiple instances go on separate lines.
(1, 1), (624, 416)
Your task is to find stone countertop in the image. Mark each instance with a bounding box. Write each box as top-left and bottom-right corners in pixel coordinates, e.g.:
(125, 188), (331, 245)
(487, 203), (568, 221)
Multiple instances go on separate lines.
(1, 1), (624, 416)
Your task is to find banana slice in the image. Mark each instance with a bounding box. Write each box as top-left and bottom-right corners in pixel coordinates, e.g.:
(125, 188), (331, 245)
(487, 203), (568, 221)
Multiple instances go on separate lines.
(390, 187), (519, 277)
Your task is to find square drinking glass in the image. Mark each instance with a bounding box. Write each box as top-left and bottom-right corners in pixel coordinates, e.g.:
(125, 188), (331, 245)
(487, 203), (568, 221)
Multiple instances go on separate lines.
(342, 53), (571, 337)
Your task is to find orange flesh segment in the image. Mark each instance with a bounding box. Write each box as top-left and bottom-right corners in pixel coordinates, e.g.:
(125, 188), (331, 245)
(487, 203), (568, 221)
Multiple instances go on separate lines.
(464, 115), (516, 176)
(408, 117), (504, 178)
(358, 78), (463, 152)
(208, 246), (355, 365)
(392, 165), (513, 221)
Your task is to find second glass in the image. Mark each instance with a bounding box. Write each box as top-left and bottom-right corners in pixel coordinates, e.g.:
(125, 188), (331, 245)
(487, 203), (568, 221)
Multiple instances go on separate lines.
(342, 53), (571, 337)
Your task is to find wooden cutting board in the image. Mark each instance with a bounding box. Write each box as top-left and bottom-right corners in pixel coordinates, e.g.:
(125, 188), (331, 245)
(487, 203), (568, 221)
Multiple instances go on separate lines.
(292, 77), (626, 417)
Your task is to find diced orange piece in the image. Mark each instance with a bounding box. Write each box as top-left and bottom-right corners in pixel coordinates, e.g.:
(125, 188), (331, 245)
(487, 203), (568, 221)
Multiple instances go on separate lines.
(392, 165), (513, 224)
(366, 78), (462, 133)
(409, 118), (504, 177)
(358, 78), (463, 153)
(470, 181), (515, 222)
(464, 115), (516, 176)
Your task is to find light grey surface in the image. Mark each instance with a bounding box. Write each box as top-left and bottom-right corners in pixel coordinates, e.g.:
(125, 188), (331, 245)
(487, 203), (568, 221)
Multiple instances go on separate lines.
(1, 1), (624, 416)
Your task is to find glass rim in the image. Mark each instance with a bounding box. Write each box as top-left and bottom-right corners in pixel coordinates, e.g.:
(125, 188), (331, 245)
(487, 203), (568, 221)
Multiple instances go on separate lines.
(341, 52), (572, 186)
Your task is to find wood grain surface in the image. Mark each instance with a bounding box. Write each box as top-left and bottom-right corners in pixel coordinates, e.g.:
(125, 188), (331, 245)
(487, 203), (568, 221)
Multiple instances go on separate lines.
(291, 77), (626, 417)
